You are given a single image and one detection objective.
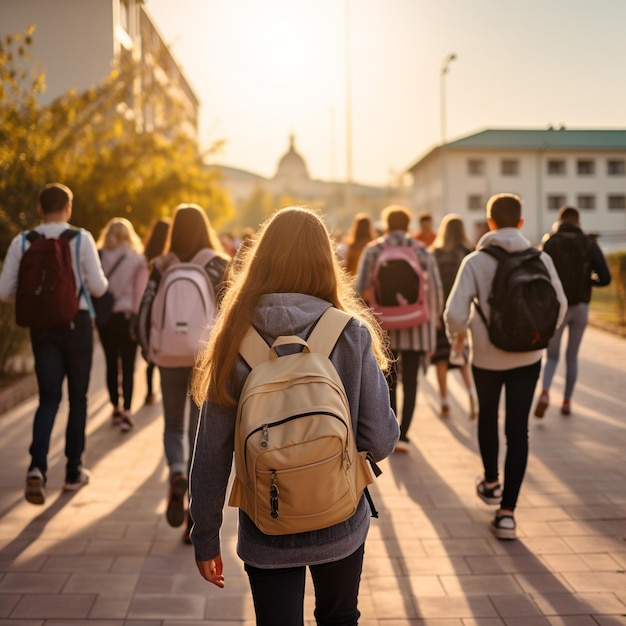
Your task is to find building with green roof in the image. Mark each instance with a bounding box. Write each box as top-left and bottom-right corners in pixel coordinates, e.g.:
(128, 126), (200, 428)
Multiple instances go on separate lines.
(406, 128), (626, 246)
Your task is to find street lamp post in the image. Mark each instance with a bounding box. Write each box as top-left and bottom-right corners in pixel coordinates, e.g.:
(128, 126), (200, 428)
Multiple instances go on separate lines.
(440, 52), (457, 214)
(440, 52), (457, 144)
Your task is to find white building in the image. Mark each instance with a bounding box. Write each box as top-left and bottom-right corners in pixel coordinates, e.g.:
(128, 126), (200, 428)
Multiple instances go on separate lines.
(0, 0), (199, 141)
(407, 128), (626, 247)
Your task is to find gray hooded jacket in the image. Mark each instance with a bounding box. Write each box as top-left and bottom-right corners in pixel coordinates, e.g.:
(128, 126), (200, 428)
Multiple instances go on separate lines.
(190, 293), (399, 568)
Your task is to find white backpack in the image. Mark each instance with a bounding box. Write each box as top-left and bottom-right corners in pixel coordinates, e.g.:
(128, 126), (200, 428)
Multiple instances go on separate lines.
(148, 249), (218, 368)
(228, 307), (380, 535)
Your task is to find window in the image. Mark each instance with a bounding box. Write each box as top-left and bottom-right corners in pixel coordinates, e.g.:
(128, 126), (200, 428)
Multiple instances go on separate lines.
(501, 159), (519, 176)
(577, 194), (595, 210)
(608, 194), (626, 210)
(547, 194), (566, 210)
(468, 159), (485, 176)
(577, 159), (595, 176)
(608, 159), (625, 176)
(547, 159), (566, 175)
(468, 194), (484, 211)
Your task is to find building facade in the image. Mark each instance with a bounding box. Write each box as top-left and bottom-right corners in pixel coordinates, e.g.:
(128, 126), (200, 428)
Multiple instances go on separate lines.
(1, 0), (198, 141)
(408, 129), (626, 247)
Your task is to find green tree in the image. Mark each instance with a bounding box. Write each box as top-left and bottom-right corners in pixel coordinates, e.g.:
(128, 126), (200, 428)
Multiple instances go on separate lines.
(0, 26), (233, 254)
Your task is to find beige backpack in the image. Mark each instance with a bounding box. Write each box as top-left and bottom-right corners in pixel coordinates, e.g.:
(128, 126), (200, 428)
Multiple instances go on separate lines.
(228, 307), (380, 535)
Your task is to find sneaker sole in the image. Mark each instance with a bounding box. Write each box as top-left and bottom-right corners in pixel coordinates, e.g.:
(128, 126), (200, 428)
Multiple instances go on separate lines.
(166, 476), (188, 527)
(492, 525), (516, 540)
(63, 472), (90, 492)
(477, 493), (502, 505)
(25, 477), (45, 505)
(120, 420), (134, 433)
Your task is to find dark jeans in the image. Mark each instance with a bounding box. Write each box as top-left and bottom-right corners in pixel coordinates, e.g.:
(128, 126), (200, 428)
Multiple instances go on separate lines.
(387, 350), (422, 442)
(29, 310), (93, 479)
(244, 543), (365, 626)
(146, 362), (155, 397)
(98, 312), (138, 411)
(472, 360), (541, 511)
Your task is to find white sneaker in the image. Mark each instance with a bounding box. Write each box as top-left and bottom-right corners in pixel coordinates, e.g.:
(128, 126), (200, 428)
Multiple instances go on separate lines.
(63, 468), (91, 492)
(25, 468), (46, 505)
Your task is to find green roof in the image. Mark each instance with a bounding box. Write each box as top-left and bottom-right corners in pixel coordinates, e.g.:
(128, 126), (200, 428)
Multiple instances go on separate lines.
(446, 128), (626, 150)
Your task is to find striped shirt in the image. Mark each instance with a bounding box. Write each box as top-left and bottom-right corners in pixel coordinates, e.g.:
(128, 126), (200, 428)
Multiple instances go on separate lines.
(355, 231), (442, 352)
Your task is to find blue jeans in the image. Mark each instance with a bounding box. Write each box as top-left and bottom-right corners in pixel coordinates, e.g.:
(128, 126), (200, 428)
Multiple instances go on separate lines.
(472, 360), (541, 511)
(159, 366), (200, 478)
(245, 543), (365, 626)
(29, 310), (93, 479)
(541, 303), (588, 400)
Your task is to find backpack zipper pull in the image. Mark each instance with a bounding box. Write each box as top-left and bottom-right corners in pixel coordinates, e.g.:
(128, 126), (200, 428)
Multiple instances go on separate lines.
(270, 471), (279, 519)
(260, 424), (269, 449)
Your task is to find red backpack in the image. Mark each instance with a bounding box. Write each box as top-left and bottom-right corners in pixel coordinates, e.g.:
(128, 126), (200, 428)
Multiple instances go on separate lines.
(15, 229), (81, 329)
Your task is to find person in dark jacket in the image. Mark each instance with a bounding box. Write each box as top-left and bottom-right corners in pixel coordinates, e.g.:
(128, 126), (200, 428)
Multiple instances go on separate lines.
(534, 205), (611, 418)
(189, 206), (399, 625)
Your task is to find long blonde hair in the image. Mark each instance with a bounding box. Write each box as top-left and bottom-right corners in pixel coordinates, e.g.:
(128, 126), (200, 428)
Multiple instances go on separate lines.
(97, 217), (144, 253)
(191, 206), (390, 408)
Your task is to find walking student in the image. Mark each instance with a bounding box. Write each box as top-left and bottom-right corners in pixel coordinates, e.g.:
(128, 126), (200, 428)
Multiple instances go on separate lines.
(137, 204), (229, 542)
(141, 218), (171, 405)
(445, 193), (567, 539)
(355, 204), (442, 453)
(534, 205), (611, 418)
(189, 206), (399, 624)
(96, 218), (148, 432)
(0, 183), (108, 504)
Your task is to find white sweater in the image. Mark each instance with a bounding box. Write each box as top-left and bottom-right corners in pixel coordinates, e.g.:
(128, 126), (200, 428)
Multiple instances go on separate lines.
(444, 228), (567, 371)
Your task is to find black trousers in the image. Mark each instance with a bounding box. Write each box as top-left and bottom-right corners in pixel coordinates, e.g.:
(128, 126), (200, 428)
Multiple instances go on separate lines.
(472, 360), (541, 511)
(244, 543), (365, 626)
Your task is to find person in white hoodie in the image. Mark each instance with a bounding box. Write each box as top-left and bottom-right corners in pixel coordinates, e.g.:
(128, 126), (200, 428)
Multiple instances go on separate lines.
(444, 193), (567, 540)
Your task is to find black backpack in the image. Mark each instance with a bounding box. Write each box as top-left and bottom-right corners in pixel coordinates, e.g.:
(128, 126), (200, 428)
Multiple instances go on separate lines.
(474, 246), (559, 352)
(542, 231), (590, 305)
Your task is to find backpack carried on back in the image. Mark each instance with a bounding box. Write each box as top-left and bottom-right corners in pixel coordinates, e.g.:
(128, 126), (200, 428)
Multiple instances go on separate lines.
(148, 249), (218, 367)
(15, 229), (80, 329)
(228, 307), (381, 535)
(369, 240), (429, 330)
(474, 246), (559, 352)
(542, 231), (590, 305)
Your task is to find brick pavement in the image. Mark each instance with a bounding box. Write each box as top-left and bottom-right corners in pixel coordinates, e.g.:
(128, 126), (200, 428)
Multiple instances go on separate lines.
(0, 326), (624, 625)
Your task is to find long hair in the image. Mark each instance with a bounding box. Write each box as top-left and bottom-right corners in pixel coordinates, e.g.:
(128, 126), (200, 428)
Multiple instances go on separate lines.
(191, 206), (390, 408)
(144, 218), (171, 263)
(431, 214), (473, 251)
(97, 217), (144, 253)
(343, 213), (377, 276)
(166, 204), (223, 262)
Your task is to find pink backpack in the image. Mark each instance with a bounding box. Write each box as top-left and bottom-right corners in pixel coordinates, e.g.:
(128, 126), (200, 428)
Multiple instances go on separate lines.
(369, 241), (429, 330)
(148, 249), (217, 367)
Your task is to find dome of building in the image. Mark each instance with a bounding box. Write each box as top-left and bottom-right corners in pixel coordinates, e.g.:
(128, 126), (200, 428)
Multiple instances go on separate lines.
(275, 134), (310, 181)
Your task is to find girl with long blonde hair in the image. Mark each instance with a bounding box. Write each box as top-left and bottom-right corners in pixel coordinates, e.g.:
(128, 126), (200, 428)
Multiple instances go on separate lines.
(189, 206), (398, 624)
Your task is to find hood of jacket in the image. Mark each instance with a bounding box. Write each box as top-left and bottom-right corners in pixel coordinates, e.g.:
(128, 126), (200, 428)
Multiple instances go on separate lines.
(251, 293), (333, 339)
(476, 227), (532, 254)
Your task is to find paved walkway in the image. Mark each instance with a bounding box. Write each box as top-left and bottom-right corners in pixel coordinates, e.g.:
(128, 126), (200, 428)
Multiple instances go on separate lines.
(0, 326), (624, 625)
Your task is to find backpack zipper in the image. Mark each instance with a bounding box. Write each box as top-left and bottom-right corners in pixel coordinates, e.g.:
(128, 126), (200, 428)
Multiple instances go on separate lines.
(243, 411), (349, 465)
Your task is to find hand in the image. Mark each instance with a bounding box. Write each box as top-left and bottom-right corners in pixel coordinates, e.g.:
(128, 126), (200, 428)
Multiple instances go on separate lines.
(196, 556), (225, 588)
(452, 333), (466, 357)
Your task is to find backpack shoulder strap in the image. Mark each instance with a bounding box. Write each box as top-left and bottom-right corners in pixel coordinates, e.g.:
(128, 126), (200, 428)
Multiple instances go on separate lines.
(479, 245), (507, 261)
(61, 227), (80, 242)
(191, 248), (218, 268)
(307, 307), (352, 358)
(239, 325), (272, 370)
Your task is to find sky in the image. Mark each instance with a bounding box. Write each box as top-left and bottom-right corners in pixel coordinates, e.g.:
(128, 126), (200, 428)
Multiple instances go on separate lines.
(144, 0), (626, 187)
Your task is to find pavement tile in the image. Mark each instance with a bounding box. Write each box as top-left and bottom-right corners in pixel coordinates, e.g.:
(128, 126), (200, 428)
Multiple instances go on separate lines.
(0, 328), (625, 624)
